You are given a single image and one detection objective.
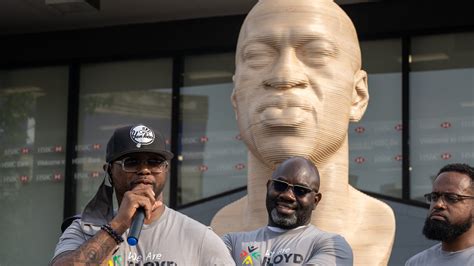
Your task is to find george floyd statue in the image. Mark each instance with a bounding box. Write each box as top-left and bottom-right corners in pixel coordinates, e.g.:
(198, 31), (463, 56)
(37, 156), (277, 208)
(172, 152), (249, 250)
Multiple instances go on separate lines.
(211, 0), (396, 265)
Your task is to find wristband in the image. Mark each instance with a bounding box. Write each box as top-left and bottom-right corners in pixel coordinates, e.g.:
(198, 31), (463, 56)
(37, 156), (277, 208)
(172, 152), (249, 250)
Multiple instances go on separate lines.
(100, 224), (124, 245)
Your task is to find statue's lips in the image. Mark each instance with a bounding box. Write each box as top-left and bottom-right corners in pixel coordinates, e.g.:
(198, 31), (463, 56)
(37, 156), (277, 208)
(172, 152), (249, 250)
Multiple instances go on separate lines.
(259, 107), (310, 126)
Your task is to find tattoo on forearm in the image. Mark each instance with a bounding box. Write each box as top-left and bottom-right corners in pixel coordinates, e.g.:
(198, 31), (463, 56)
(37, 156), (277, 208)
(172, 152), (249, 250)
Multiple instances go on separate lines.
(79, 242), (107, 261)
(77, 232), (116, 264)
(52, 231), (118, 266)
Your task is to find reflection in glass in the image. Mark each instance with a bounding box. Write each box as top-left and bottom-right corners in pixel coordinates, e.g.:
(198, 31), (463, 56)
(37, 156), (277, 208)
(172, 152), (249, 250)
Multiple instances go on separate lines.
(349, 39), (403, 198)
(76, 59), (173, 212)
(0, 66), (69, 265)
(410, 32), (474, 201)
(179, 53), (247, 205)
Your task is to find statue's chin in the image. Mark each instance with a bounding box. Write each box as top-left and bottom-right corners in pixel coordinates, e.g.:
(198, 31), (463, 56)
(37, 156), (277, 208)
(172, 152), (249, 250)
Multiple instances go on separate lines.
(240, 119), (326, 166)
(252, 136), (319, 167)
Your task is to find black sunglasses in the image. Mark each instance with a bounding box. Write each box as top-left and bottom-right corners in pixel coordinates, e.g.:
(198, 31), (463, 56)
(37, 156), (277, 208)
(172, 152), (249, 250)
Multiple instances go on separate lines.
(114, 157), (168, 173)
(423, 192), (474, 204)
(269, 179), (317, 197)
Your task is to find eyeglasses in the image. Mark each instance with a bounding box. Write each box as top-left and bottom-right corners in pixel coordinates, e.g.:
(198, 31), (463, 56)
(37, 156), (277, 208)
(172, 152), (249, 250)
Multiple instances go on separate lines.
(269, 179), (317, 197)
(114, 157), (168, 173)
(423, 192), (474, 204)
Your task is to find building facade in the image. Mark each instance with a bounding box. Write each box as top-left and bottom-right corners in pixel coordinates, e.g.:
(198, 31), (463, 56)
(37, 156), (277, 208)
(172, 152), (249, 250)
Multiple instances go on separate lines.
(0, 1), (473, 265)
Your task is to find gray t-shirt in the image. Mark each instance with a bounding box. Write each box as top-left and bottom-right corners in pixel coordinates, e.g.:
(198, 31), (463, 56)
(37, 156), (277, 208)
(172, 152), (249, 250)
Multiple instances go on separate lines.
(222, 225), (353, 265)
(53, 206), (235, 265)
(405, 243), (474, 266)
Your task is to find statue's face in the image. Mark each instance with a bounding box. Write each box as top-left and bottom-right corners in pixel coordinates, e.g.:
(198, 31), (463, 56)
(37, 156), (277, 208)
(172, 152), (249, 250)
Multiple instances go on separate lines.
(232, 0), (367, 167)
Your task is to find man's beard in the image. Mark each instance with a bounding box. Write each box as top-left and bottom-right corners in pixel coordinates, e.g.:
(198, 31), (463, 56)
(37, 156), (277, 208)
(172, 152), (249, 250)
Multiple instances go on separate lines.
(266, 198), (313, 229)
(270, 208), (298, 228)
(422, 217), (472, 242)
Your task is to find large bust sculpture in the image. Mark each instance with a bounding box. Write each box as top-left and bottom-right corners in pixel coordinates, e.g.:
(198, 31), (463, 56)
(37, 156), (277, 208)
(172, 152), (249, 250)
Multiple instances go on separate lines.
(211, 0), (396, 265)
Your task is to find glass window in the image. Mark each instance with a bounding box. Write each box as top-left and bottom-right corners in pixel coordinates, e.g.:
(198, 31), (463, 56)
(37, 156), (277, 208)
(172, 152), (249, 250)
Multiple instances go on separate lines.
(76, 59), (173, 212)
(179, 53), (247, 205)
(0, 66), (69, 265)
(410, 32), (474, 201)
(349, 39), (403, 198)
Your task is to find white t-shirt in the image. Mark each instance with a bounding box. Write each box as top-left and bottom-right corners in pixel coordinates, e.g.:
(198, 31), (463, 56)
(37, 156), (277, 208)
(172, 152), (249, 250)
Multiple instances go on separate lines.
(405, 243), (474, 266)
(53, 206), (235, 265)
(222, 225), (353, 265)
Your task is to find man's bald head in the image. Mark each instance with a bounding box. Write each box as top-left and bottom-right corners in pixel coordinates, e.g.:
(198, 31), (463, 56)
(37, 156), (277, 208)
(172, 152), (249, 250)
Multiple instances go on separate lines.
(272, 156), (321, 191)
(266, 156), (322, 228)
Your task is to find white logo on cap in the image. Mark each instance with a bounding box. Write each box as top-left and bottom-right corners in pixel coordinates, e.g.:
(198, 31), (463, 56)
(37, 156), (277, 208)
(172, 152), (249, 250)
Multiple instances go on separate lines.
(130, 125), (155, 148)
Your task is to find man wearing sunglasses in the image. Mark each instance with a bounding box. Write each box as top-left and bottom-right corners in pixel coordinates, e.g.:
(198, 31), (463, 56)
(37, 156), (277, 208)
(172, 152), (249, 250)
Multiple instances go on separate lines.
(51, 124), (234, 265)
(406, 163), (474, 266)
(223, 157), (353, 265)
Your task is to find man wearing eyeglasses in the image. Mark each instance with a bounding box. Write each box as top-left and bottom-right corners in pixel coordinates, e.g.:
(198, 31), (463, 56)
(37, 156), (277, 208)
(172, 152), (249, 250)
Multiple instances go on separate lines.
(405, 163), (474, 266)
(51, 124), (234, 265)
(222, 156), (353, 265)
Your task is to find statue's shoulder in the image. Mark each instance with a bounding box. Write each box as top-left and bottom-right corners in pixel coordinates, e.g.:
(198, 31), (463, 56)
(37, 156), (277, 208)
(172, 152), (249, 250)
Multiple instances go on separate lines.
(348, 186), (396, 265)
(348, 185), (394, 215)
(211, 196), (247, 235)
(215, 195), (246, 216)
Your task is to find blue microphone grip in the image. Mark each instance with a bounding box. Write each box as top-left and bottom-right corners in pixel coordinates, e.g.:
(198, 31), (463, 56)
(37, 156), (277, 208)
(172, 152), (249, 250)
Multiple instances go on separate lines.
(127, 208), (145, 246)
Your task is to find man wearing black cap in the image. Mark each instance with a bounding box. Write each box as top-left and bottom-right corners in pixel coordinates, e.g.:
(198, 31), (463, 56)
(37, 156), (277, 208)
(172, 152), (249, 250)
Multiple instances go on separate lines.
(51, 124), (234, 265)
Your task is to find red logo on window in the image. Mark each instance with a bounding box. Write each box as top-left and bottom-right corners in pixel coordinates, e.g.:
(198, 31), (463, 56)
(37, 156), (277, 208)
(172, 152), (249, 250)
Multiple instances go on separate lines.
(354, 157), (366, 164)
(395, 124), (403, 132)
(19, 175), (29, 184)
(54, 146), (63, 152)
(200, 136), (209, 143)
(198, 165), (208, 172)
(354, 127), (365, 134)
(394, 155), (403, 161)
(440, 122), (452, 129)
(21, 148), (29, 154)
(91, 172), (100, 178)
(92, 144), (101, 150)
(235, 163), (246, 170)
(441, 153), (452, 160)
(53, 173), (62, 181)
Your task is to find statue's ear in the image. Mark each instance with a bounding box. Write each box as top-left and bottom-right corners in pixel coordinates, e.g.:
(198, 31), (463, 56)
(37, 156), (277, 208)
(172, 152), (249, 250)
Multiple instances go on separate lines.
(231, 75), (239, 120)
(349, 70), (369, 122)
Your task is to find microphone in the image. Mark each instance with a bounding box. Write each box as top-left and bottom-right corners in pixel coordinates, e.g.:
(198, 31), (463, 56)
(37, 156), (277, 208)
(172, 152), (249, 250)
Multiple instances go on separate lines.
(127, 207), (145, 246)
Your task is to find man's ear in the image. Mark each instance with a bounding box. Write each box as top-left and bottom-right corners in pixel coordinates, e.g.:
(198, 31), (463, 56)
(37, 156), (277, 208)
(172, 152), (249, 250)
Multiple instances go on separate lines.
(349, 70), (369, 122)
(313, 193), (322, 210)
(231, 75), (239, 121)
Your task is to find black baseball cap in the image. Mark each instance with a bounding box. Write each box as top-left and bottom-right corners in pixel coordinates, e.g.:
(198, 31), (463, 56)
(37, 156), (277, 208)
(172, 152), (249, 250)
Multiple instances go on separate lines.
(106, 124), (173, 162)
